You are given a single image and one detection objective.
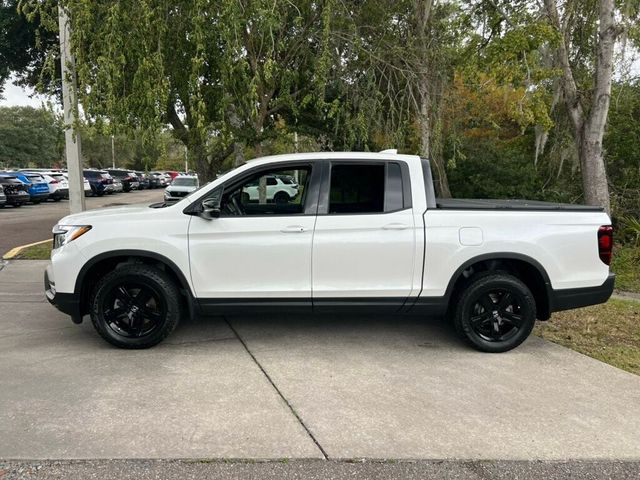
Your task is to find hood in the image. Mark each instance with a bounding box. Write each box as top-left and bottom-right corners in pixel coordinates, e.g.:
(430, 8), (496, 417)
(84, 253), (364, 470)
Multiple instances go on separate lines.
(167, 185), (197, 193)
(57, 202), (165, 225)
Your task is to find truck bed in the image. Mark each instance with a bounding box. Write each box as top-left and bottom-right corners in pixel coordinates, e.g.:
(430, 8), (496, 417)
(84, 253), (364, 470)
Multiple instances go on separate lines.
(436, 198), (604, 212)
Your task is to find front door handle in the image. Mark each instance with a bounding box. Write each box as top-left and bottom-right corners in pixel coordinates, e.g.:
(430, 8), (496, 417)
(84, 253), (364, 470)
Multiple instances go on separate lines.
(281, 225), (306, 233)
(382, 223), (409, 230)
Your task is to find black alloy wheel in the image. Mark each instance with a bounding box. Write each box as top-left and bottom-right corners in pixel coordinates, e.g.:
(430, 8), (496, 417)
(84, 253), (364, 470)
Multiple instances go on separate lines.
(90, 264), (182, 348)
(468, 289), (525, 342)
(101, 282), (166, 338)
(453, 272), (536, 352)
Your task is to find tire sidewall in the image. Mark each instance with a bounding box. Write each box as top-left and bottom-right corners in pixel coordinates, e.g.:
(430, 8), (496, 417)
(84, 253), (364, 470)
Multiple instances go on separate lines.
(455, 273), (536, 353)
(90, 265), (181, 348)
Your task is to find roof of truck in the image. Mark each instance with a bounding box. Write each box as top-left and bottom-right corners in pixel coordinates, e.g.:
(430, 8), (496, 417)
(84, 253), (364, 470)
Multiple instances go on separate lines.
(245, 151), (420, 165)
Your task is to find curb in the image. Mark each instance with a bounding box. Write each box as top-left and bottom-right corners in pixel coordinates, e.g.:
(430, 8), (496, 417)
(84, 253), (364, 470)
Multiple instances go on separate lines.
(2, 239), (51, 260)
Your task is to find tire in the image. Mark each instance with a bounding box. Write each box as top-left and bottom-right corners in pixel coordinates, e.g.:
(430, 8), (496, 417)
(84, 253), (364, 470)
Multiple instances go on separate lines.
(32, 200), (41, 204)
(274, 191), (290, 204)
(89, 264), (182, 348)
(453, 272), (536, 353)
(53, 197), (62, 202)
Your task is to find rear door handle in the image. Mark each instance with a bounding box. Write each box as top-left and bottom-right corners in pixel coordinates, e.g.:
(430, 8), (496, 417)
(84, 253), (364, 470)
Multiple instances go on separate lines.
(382, 223), (409, 230)
(281, 225), (307, 233)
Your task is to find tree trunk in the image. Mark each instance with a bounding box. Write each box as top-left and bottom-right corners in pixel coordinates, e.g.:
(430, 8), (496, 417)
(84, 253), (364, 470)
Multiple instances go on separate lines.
(543, 0), (616, 214)
(580, 134), (610, 210)
(418, 76), (451, 198)
(579, 0), (617, 213)
(414, 0), (451, 198)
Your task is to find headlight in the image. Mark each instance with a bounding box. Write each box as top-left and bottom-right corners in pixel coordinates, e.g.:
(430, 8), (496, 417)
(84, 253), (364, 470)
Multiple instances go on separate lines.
(164, 191), (171, 199)
(52, 225), (92, 249)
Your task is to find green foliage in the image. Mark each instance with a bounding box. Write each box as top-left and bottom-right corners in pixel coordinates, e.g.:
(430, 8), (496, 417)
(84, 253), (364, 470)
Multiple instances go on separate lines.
(619, 217), (640, 247)
(611, 245), (640, 293)
(0, 105), (62, 168)
(1, 0), (58, 96)
(605, 81), (640, 220)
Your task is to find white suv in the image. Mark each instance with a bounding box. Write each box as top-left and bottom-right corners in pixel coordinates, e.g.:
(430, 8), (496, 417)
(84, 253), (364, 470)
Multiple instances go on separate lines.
(241, 175), (299, 203)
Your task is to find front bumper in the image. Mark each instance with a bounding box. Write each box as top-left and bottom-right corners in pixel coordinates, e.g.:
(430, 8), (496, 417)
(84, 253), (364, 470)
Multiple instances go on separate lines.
(44, 266), (83, 324)
(550, 273), (615, 312)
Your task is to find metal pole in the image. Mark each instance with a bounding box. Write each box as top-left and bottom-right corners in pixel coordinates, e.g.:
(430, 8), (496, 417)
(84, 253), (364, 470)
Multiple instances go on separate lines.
(111, 135), (115, 168)
(58, 6), (85, 213)
(184, 145), (188, 173)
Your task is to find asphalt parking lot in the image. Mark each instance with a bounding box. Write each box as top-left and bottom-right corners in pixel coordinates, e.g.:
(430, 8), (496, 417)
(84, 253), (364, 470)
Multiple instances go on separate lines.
(1, 261), (640, 468)
(0, 189), (163, 255)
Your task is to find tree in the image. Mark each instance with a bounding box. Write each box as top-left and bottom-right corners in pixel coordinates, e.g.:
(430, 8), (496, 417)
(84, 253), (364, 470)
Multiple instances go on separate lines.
(0, 105), (62, 168)
(542, 0), (625, 214)
(0, 0), (58, 97)
(19, 0), (335, 182)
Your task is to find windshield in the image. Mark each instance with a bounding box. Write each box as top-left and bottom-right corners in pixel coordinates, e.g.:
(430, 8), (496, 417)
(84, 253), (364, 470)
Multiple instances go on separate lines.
(172, 177), (198, 187)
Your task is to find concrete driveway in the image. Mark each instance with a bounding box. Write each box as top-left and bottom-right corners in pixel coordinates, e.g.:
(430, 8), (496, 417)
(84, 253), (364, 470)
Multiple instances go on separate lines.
(1, 260), (639, 461)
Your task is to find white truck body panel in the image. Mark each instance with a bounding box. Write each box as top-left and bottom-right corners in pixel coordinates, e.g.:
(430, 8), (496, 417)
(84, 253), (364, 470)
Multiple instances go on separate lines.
(46, 151), (613, 323)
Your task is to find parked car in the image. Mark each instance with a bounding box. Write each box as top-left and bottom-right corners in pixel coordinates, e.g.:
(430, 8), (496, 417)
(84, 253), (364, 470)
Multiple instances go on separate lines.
(83, 170), (114, 196)
(0, 174), (30, 207)
(1, 172), (49, 204)
(24, 171), (69, 201)
(164, 175), (200, 203)
(46, 172), (70, 200)
(241, 174), (299, 204)
(0, 184), (6, 208)
(150, 172), (170, 187)
(61, 173), (92, 196)
(45, 151), (615, 351)
(135, 172), (150, 190)
(111, 179), (123, 193)
(146, 173), (162, 188)
(106, 169), (138, 192)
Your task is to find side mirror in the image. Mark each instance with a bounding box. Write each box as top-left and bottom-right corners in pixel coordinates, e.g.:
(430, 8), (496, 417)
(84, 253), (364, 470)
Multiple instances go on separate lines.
(200, 198), (221, 219)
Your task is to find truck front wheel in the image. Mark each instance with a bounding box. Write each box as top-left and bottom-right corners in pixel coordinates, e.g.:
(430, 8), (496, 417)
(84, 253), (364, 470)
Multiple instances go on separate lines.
(453, 272), (536, 353)
(89, 264), (181, 348)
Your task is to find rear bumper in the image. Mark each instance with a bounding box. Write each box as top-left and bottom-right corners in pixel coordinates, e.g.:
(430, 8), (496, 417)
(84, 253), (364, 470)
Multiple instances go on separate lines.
(550, 274), (615, 312)
(29, 192), (50, 202)
(50, 188), (69, 199)
(6, 192), (30, 204)
(44, 266), (83, 324)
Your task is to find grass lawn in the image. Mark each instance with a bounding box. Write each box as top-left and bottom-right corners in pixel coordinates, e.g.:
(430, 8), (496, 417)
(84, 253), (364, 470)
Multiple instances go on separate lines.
(10, 241), (52, 260)
(611, 244), (640, 293)
(534, 298), (640, 375)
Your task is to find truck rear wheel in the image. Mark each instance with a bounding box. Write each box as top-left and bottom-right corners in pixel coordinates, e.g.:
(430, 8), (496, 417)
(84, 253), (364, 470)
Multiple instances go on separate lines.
(89, 264), (181, 348)
(453, 272), (536, 353)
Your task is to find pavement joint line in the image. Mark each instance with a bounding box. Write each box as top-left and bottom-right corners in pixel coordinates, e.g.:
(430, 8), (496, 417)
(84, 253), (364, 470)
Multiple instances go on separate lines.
(3, 239), (51, 260)
(223, 316), (330, 460)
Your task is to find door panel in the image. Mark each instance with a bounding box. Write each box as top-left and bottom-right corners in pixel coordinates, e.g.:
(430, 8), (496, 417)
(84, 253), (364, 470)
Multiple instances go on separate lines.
(312, 209), (416, 299)
(188, 215), (315, 299)
(188, 164), (318, 306)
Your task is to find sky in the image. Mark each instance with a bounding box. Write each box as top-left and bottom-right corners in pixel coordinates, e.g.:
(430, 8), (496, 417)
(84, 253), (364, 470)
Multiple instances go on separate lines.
(0, 77), (51, 108)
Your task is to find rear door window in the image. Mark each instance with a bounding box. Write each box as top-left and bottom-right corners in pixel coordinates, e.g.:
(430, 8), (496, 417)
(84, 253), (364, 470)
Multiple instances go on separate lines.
(328, 162), (408, 214)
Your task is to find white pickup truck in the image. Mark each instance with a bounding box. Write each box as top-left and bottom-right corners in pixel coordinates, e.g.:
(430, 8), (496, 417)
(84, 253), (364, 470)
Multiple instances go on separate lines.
(45, 152), (615, 352)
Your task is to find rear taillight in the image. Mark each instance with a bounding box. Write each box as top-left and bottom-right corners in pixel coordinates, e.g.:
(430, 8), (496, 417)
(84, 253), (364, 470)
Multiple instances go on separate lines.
(49, 180), (59, 184)
(598, 225), (614, 265)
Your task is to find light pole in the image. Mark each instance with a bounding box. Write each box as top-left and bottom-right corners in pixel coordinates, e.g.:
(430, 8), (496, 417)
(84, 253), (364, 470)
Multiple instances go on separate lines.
(58, 6), (85, 213)
(111, 134), (115, 168)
